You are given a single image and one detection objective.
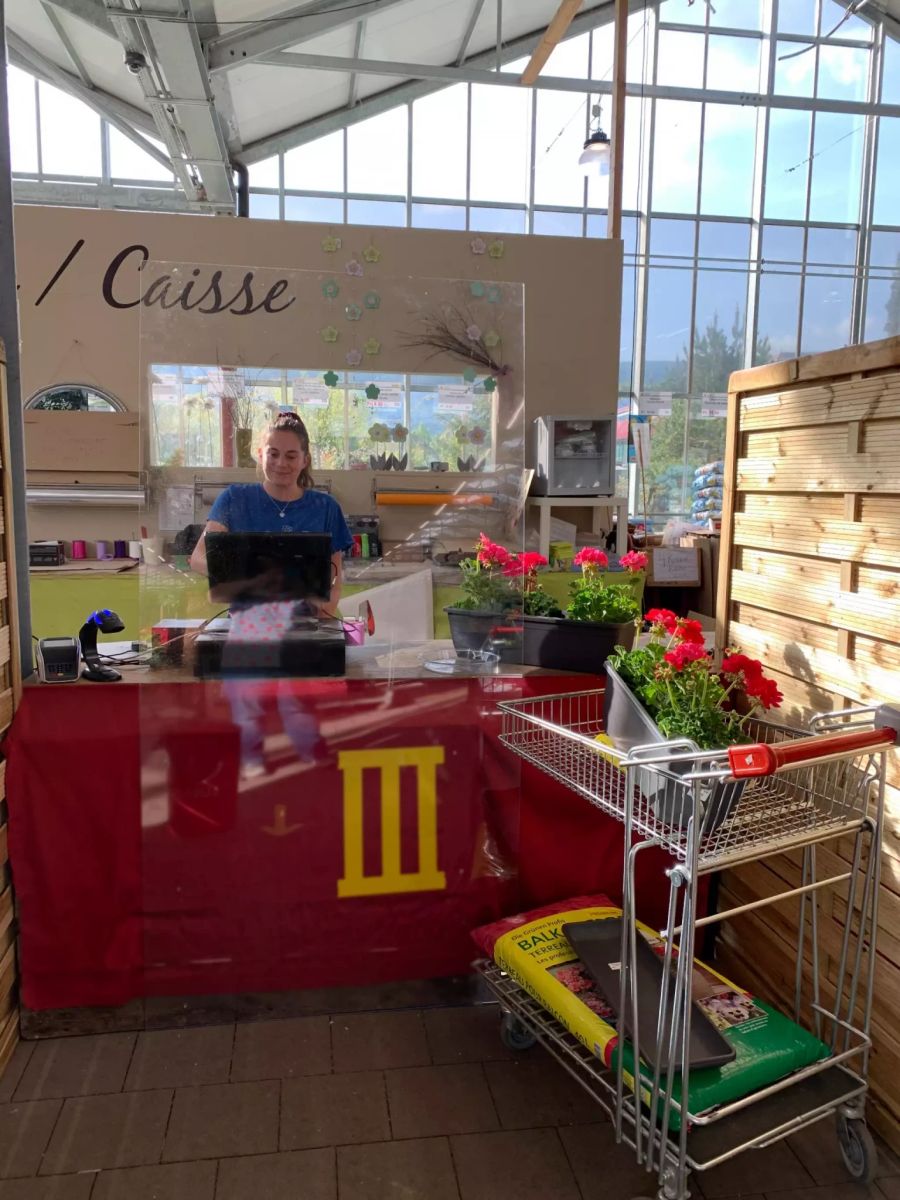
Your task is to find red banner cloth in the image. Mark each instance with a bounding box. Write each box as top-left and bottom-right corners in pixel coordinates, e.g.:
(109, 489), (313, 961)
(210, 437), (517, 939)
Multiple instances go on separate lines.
(5, 675), (675, 1010)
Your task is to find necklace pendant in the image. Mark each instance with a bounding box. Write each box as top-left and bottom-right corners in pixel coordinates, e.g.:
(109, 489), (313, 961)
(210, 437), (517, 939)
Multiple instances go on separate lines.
(278, 508), (286, 518)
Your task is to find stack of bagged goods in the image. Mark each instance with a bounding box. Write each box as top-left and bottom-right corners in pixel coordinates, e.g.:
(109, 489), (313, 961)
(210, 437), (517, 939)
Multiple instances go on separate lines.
(691, 460), (724, 524)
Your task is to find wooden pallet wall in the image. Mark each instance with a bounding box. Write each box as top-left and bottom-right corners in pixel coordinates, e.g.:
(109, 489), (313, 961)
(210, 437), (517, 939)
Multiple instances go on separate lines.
(715, 336), (900, 1150)
(0, 339), (21, 1078)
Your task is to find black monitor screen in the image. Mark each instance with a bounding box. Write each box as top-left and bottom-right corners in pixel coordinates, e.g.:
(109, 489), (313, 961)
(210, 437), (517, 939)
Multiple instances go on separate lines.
(205, 532), (333, 603)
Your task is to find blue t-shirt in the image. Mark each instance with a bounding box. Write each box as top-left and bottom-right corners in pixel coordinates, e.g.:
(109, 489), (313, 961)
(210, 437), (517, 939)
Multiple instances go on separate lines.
(208, 484), (353, 554)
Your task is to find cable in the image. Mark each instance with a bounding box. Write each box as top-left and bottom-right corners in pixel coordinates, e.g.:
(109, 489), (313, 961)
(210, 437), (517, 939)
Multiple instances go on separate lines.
(777, 0), (870, 60)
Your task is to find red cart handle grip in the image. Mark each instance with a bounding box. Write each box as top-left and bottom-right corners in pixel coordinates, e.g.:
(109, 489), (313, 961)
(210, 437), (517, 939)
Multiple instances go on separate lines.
(728, 726), (897, 778)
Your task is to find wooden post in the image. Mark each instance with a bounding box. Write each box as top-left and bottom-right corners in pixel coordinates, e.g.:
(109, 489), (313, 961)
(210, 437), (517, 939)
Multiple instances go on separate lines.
(608, 0), (629, 240)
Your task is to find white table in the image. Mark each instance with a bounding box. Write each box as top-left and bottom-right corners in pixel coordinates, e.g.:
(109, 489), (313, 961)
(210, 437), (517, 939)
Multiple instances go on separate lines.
(528, 495), (629, 558)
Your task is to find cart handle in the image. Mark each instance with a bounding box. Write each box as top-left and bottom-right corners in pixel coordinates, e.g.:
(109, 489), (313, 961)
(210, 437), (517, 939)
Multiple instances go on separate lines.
(728, 726), (897, 778)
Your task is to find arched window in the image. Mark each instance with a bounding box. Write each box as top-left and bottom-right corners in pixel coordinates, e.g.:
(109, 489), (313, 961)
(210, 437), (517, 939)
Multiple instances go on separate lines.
(25, 385), (125, 412)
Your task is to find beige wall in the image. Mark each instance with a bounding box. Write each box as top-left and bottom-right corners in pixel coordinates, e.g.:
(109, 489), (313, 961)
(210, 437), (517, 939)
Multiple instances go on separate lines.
(13, 206), (622, 545)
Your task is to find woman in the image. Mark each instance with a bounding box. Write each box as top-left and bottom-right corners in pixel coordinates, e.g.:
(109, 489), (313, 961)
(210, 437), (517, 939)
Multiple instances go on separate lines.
(191, 412), (353, 775)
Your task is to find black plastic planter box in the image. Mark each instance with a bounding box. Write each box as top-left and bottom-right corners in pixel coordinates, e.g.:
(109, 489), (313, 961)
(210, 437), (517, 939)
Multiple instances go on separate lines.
(445, 607), (523, 662)
(522, 615), (635, 674)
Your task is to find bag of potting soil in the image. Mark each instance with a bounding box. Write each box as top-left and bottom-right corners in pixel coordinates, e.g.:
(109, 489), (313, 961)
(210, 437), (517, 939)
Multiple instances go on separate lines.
(473, 896), (830, 1126)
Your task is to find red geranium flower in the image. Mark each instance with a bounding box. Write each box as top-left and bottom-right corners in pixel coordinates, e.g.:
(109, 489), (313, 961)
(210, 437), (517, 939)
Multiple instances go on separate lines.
(502, 552), (548, 577)
(744, 674), (784, 709)
(721, 653), (764, 683)
(674, 618), (706, 646)
(573, 547), (609, 570)
(646, 608), (678, 634)
(620, 550), (648, 573)
(663, 642), (709, 671)
(475, 533), (510, 568)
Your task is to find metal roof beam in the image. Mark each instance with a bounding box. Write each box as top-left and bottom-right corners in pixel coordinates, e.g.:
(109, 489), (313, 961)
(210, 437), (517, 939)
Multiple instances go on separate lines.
(41, 1), (94, 86)
(348, 19), (366, 108)
(207, 0), (412, 74)
(457, 0), (486, 64)
(41, 0), (115, 37)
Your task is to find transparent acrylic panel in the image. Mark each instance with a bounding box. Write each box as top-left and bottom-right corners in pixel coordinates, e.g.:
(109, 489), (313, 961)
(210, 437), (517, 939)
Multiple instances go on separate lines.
(138, 261), (527, 1002)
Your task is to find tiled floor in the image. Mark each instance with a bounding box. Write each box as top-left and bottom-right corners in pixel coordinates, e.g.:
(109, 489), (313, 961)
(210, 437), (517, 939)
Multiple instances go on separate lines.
(0, 1005), (896, 1200)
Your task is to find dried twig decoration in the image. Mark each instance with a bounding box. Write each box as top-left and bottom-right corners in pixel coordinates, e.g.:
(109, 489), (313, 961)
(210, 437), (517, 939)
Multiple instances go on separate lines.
(400, 305), (509, 375)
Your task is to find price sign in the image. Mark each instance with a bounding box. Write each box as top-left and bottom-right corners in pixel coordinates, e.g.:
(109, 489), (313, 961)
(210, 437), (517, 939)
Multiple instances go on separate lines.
(699, 393), (727, 419)
(292, 381), (329, 408)
(639, 392), (673, 417)
(436, 384), (475, 416)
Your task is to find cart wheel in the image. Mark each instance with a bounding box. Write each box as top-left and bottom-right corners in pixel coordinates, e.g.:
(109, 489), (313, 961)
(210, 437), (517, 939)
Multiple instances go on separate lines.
(837, 1115), (878, 1184)
(500, 1013), (536, 1051)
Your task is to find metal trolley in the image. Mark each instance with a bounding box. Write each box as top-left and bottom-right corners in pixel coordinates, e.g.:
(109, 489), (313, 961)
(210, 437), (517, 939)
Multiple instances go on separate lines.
(478, 691), (899, 1200)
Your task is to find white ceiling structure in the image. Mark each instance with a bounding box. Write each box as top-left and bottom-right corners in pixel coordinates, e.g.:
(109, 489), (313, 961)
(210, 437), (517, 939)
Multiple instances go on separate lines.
(5, 0), (898, 213)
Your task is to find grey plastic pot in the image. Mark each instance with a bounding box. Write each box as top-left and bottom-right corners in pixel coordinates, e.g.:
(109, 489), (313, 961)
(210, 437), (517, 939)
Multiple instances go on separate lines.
(445, 607), (523, 662)
(522, 615), (635, 674)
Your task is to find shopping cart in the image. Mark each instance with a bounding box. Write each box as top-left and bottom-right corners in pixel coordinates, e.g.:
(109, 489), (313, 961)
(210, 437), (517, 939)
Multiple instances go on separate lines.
(477, 695), (899, 1200)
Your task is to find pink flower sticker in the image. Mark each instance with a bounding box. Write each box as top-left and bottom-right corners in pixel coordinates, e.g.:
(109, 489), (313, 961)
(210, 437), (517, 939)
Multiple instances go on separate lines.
(470, 237), (487, 255)
(466, 324), (482, 341)
(346, 348), (362, 366)
(345, 259), (364, 277)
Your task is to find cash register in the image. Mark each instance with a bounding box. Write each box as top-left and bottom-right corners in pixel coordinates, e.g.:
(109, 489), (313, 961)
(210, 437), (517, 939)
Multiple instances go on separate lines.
(194, 532), (345, 678)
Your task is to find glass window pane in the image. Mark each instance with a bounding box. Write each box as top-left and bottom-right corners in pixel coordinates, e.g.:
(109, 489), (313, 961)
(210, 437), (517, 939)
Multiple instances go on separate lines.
(411, 203), (466, 229)
(883, 36), (900, 104)
(865, 276), (900, 341)
(656, 30), (706, 86)
(801, 274), (853, 353)
(8, 67), (38, 173)
(873, 118), (900, 225)
(284, 132), (343, 192)
(709, 0), (763, 30)
(347, 199), (406, 226)
(662, 0), (707, 27)
(808, 111), (863, 223)
(651, 100), (701, 213)
(706, 35), (762, 91)
(774, 42), (816, 97)
(470, 84), (530, 203)
(820, 0), (871, 38)
(699, 219), (751, 261)
(39, 82), (101, 176)
(469, 206), (527, 233)
(532, 210), (583, 236)
(756, 273), (801, 359)
(347, 107), (407, 195)
(108, 128), (173, 182)
(248, 156), (279, 188)
(644, 268), (693, 390)
(764, 109), (811, 219)
(870, 230), (900, 268)
(285, 195), (343, 222)
(534, 91), (589, 207)
(650, 217), (695, 259)
(777, 0), (817, 36)
(544, 31), (590, 77)
(586, 213), (608, 237)
(701, 103), (756, 217)
(412, 85), (467, 200)
(806, 225), (857, 268)
(816, 45), (869, 102)
(621, 264), (637, 388)
(249, 192), (280, 220)
(588, 95), (644, 211)
(692, 269), (748, 390)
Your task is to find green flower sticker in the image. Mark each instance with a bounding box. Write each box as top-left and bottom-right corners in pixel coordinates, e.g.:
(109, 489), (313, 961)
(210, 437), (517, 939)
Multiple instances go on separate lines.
(323, 370), (340, 387)
(469, 281), (485, 298)
(365, 383), (381, 400)
(483, 330), (500, 348)
(321, 325), (339, 343)
(487, 240), (505, 259)
(486, 284), (502, 304)
(364, 337), (381, 356)
(462, 367), (477, 383)
(483, 377), (497, 393)
(363, 291), (380, 310)
(322, 279), (339, 300)
(363, 245), (382, 264)
(321, 235), (342, 253)
(345, 303), (362, 321)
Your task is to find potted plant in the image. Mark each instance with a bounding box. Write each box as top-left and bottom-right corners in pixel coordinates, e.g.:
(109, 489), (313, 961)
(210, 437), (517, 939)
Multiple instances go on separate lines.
(521, 548), (647, 673)
(605, 610), (784, 828)
(219, 367), (260, 468)
(445, 533), (524, 661)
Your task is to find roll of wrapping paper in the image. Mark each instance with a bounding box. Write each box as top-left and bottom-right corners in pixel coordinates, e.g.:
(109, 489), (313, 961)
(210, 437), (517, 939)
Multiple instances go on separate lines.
(96, 540), (110, 560)
(113, 540), (127, 558)
(375, 492), (493, 506)
(71, 540), (87, 560)
(128, 540), (142, 560)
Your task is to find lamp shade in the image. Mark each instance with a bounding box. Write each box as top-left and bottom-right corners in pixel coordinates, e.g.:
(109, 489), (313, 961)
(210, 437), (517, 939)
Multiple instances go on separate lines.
(579, 129), (611, 176)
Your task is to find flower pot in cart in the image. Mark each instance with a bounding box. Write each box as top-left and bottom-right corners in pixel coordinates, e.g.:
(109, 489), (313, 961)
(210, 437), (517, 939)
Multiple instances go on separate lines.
(602, 662), (745, 833)
(233, 427), (255, 468)
(445, 607), (523, 662)
(522, 615), (635, 674)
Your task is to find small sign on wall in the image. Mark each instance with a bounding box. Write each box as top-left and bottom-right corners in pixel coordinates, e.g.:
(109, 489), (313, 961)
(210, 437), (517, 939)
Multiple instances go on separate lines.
(647, 546), (701, 586)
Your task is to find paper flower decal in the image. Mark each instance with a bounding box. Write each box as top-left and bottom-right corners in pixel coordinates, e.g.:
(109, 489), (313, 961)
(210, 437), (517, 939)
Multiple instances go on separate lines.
(488, 240), (505, 259)
(364, 337), (381, 356)
(363, 245), (382, 264)
(365, 383), (380, 400)
(470, 237), (487, 255)
(346, 348), (362, 367)
(321, 279), (339, 300)
(321, 325), (339, 343)
(483, 377), (497, 393)
(321, 235), (342, 253)
(323, 370), (340, 387)
(469, 426), (487, 445)
(483, 330), (500, 348)
(345, 259), (364, 277)
(363, 291), (380, 310)
(462, 367), (477, 383)
(486, 284), (502, 304)
(466, 324), (482, 341)
(345, 303), (362, 321)
(469, 281), (486, 298)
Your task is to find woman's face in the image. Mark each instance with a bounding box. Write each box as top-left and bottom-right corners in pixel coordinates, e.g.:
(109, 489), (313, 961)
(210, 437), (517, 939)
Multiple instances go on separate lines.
(259, 429), (309, 488)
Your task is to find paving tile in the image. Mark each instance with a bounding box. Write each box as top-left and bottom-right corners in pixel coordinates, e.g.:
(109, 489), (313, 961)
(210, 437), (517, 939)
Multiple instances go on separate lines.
(0, 1177), (95, 1200)
(332, 1012), (430, 1073)
(280, 1071), (389, 1150)
(0, 1101), (62, 1179)
(559, 1121), (673, 1200)
(92, 1161), (217, 1200)
(338, 1137), (459, 1200)
(386, 1065), (499, 1140)
(216, 1148), (336, 1200)
(125, 1026), (234, 1091)
(231, 1016), (331, 1082)
(483, 1058), (598, 1129)
(879, 1179), (900, 1200)
(700, 1140), (814, 1197)
(759, 1187), (874, 1200)
(162, 1080), (278, 1162)
(40, 1090), (170, 1175)
(451, 1128), (581, 1200)
(14, 1034), (136, 1101)
(423, 1006), (515, 1066)
(0, 1046), (35, 1105)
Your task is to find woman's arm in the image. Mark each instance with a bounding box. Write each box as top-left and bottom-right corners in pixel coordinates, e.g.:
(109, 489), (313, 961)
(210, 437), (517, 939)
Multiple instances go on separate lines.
(189, 520), (229, 576)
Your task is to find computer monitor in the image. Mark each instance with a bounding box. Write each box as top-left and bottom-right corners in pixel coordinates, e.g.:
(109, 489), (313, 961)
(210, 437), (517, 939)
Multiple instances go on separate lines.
(205, 532), (333, 604)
